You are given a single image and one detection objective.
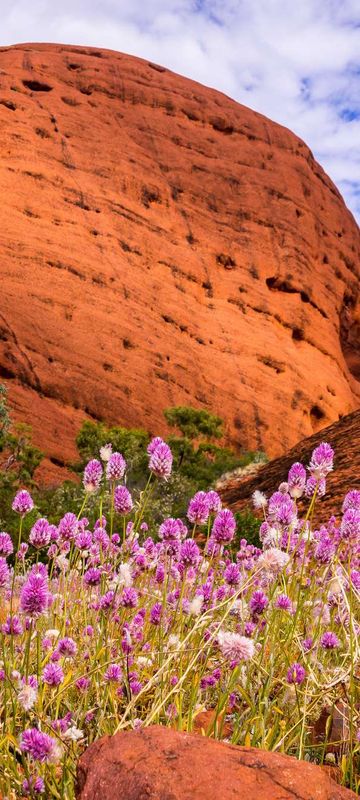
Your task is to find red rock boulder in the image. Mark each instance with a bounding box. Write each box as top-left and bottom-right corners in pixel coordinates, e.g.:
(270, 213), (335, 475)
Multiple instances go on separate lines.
(76, 725), (355, 799)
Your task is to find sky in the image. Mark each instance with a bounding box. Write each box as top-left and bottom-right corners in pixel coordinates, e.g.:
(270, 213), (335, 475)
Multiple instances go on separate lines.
(1, 0), (360, 223)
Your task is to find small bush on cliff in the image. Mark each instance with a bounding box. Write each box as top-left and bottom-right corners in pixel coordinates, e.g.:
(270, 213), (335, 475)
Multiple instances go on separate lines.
(0, 386), (43, 529)
(0, 436), (359, 798)
(75, 406), (254, 493)
(0, 393), (261, 545)
(164, 405), (260, 489)
(164, 405), (224, 440)
(73, 408), (261, 533)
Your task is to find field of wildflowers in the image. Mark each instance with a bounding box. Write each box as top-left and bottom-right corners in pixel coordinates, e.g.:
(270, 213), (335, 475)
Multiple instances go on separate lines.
(0, 436), (359, 797)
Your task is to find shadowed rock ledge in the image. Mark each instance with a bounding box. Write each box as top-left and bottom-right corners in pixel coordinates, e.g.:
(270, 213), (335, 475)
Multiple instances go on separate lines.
(218, 409), (360, 523)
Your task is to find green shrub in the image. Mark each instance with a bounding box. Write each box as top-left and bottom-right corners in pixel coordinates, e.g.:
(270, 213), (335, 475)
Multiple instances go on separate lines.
(0, 390), (265, 543)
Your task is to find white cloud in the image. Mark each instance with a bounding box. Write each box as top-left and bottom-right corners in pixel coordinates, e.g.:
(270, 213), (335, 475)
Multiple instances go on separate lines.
(1, 0), (359, 221)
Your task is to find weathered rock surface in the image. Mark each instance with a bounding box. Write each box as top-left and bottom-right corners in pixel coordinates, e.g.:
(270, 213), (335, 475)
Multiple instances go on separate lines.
(76, 725), (355, 799)
(0, 43), (359, 482)
(218, 408), (360, 523)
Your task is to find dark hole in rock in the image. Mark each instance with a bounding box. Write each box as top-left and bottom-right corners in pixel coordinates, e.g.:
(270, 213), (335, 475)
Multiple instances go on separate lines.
(22, 80), (53, 92)
(35, 127), (50, 139)
(142, 186), (161, 208)
(0, 99), (16, 110)
(292, 327), (304, 341)
(217, 253), (236, 269)
(171, 185), (184, 201)
(266, 276), (297, 293)
(310, 405), (325, 421)
(0, 365), (16, 379)
(123, 338), (135, 350)
(211, 117), (234, 135)
(182, 108), (200, 121)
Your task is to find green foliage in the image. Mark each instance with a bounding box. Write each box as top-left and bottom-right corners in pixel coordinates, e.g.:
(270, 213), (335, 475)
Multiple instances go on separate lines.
(72, 409), (266, 535)
(36, 480), (94, 525)
(167, 436), (257, 490)
(164, 405), (223, 440)
(0, 393), (266, 545)
(76, 420), (150, 488)
(0, 384), (11, 449)
(0, 387), (43, 531)
(7, 423), (43, 482)
(234, 509), (261, 548)
(75, 410), (250, 494)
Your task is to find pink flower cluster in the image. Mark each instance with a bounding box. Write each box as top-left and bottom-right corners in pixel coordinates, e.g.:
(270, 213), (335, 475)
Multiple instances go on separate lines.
(1, 438), (359, 798)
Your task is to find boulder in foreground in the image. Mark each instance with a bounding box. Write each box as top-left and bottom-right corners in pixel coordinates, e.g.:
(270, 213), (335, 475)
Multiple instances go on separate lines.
(76, 725), (355, 799)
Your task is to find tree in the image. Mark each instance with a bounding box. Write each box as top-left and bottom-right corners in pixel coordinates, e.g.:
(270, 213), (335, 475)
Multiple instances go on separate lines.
(0, 384), (11, 450)
(164, 406), (223, 441)
(0, 385), (43, 530)
(75, 420), (150, 488)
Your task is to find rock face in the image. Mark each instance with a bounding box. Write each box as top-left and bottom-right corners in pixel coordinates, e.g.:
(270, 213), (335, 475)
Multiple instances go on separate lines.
(218, 408), (360, 523)
(0, 43), (359, 482)
(76, 725), (355, 799)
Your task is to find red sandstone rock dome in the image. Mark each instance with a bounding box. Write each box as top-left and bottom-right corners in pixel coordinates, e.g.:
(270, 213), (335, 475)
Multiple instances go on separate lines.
(0, 43), (359, 481)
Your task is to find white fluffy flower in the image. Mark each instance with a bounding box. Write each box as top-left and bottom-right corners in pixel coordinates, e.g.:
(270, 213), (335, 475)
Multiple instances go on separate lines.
(260, 525), (279, 548)
(189, 595), (203, 616)
(218, 631), (255, 662)
(137, 656), (153, 668)
(100, 443), (112, 462)
(118, 563), (133, 587)
(257, 548), (290, 573)
(301, 522), (313, 542)
(325, 753), (336, 765)
(200, 559), (210, 574)
(328, 577), (342, 596)
(167, 634), (180, 650)
(49, 741), (64, 763)
(252, 490), (267, 510)
(63, 726), (84, 742)
(18, 684), (38, 711)
(123, 628), (132, 648)
(229, 599), (244, 617)
(45, 628), (60, 639)
(56, 555), (69, 572)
